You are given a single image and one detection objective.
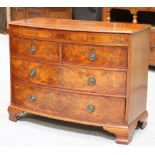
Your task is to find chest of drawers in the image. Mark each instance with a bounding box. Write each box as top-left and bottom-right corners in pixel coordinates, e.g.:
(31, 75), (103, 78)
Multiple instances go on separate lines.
(8, 18), (150, 144)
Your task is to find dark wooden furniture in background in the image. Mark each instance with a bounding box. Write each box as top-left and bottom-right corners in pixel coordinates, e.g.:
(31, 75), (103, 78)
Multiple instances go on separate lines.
(11, 7), (72, 21)
(8, 18), (150, 144)
(73, 7), (102, 21)
(103, 7), (155, 67)
(0, 7), (7, 34)
(103, 7), (155, 23)
(0, 7), (72, 34)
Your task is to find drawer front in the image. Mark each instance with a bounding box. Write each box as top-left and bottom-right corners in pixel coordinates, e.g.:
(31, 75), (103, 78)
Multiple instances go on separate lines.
(12, 80), (125, 125)
(12, 58), (126, 96)
(10, 25), (129, 46)
(11, 37), (59, 62)
(62, 44), (128, 68)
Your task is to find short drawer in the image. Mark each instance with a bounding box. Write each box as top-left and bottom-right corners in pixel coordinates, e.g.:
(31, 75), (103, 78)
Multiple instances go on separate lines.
(11, 37), (59, 62)
(12, 58), (126, 96)
(10, 25), (129, 46)
(62, 43), (128, 68)
(12, 80), (125, 125)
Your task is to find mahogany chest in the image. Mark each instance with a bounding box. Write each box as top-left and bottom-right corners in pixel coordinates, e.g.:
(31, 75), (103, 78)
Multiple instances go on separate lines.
(8, 18), (150, 144)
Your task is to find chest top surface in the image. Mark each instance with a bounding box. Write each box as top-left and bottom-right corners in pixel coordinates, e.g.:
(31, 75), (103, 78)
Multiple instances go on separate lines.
(9, 18), (150, 34)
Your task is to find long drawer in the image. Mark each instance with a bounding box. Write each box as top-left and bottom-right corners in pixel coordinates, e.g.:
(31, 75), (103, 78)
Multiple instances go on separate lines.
(12, 80), (125, 125)
(12, 58), (127, 96)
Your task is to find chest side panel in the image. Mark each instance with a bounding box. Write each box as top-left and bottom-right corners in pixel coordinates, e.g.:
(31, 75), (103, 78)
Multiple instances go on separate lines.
(127, 30), (149, 124)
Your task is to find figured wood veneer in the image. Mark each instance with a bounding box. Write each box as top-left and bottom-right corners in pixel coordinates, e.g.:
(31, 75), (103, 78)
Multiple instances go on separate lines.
(9, 26), (131, 46)
(62, 43), (128, 68)
(12, 57), (126, 96)
(8, 18), (150, 144)
(11, 37), (59, 62)
(12, 80), (125, 125)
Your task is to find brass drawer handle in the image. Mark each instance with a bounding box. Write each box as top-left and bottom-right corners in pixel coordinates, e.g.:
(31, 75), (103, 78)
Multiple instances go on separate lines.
(88, 77), (96, 86)
(88, 49), (97, 61)
(29, 95), (36, 102)
(87, 105), (95, 113)
(29, 69), (36, 77)
(116, 37), (124, 43)
(29, 45), (36, 55)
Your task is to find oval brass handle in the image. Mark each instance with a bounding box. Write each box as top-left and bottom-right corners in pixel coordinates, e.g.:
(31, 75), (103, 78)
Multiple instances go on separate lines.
(116, 37), (124, 43)
(87, 105), (95, 113)
(88, 77), (96, 86)
(29, 69), (36, 77)
(30, 95), (36, 102)
(88, 51), (96, 61)
(29, 46), (36, 55)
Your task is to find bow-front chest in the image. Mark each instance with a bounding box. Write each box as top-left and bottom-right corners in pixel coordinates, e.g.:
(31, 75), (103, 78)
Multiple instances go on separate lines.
(8, 18), (150, 144)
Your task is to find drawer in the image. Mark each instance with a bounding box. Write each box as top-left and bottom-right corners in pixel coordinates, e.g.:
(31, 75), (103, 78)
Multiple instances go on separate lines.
(12, 58), (126, 96)
(62, 43), (128, 68)
(12, 80), (125, 125)
(10, 25), (129, 46)
(11, 37), (59, 62)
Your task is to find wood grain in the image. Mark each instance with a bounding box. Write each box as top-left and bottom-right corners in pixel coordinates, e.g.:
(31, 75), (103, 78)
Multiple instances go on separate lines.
(126, 29), (150, 124)
(8, 18), (149, 144)
(9, 18), (150, 34)
(62, 43), (128, 68)
(9, 25), (130, 46)
(12, 57), (127, 96)
(11, 8), (72, 21)
(11, 37), (59, 62)
(12, 80), (126, 125)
